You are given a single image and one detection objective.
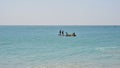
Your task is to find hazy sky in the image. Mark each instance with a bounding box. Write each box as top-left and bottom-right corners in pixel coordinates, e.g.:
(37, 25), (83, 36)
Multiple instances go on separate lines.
(0, 0), (120, 25)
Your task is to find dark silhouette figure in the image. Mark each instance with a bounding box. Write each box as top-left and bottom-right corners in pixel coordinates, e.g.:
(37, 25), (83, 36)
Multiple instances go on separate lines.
(59, 30), (61, 35)
(72, 32), (76, 36)
(62, 31), (64, 36)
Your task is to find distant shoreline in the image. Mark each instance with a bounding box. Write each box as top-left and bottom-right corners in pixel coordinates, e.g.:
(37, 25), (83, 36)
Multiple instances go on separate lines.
(0, 25), (120, 26)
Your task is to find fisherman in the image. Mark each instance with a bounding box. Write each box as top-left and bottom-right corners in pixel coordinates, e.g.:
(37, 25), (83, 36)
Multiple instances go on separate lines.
(59, 30), (61, 35)
(72, 32), (76, 36)
(62, 30), (64, 36)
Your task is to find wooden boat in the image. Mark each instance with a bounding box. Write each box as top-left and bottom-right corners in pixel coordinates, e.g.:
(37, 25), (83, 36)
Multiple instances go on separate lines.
(58, 33), (76, 37)
(65, 33), (76, 37)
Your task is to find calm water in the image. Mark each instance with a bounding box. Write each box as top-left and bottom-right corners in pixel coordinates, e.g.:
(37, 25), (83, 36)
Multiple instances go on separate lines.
(0, 26), (120, 68)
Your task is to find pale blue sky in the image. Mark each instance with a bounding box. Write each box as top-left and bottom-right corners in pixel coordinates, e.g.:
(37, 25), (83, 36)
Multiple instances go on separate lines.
(0, 0), (120, 25)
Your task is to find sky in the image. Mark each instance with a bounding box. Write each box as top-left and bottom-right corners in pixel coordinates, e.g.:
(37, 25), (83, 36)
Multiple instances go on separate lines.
(0, 0), (120, 25)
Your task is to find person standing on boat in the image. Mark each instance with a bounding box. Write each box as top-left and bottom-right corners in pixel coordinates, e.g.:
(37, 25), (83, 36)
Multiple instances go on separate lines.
(59, 30), (61, 35)
(62, 30), (64, 36)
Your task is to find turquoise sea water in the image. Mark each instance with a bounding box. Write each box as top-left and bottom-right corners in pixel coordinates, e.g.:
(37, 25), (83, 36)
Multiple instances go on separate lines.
(0, 26), (120, 68)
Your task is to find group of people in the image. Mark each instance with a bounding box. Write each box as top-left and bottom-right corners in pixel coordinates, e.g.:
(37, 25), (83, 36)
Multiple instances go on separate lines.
(59, 30), (64, 36)
(58, 30), (76, 37)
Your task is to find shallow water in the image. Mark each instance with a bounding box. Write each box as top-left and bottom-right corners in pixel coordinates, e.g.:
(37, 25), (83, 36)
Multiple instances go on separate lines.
(0, 26), (120, 68)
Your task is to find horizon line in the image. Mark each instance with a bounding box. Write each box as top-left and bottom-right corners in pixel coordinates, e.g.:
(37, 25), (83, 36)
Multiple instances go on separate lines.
(0, 24), (120, 26)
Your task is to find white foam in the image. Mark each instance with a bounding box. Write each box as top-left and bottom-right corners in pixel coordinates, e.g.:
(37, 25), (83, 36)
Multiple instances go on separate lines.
(30, 62), (120, 68)
(96, 47), (117, 51)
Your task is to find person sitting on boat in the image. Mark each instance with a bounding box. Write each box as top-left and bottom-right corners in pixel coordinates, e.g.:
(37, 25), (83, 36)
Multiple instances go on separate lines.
(72, 32), (76, 36)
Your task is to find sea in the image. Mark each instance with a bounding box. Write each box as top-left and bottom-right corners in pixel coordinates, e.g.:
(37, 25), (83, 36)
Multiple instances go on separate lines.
(0, 26), (120, 68)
